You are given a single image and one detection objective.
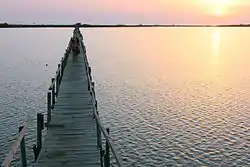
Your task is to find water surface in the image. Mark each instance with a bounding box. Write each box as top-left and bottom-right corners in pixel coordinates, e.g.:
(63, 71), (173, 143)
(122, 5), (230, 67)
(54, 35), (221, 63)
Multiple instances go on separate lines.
(84, 27), (250, 167)
(0, 28), (72, 165)
(0, 27), (249, 166)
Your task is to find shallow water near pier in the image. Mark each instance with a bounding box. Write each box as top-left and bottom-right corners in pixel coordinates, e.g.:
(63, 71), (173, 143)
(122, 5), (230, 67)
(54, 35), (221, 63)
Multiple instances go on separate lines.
(0, 27), (249, 166)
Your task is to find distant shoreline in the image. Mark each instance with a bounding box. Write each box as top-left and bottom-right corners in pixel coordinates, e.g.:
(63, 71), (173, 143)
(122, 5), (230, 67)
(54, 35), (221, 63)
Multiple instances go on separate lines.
(1, 24), (250, 28)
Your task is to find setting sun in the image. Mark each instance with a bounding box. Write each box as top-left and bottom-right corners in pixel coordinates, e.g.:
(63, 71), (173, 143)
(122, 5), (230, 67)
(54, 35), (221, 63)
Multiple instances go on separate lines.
(203, 0), (234, 16)
(215, 7), (223, 16)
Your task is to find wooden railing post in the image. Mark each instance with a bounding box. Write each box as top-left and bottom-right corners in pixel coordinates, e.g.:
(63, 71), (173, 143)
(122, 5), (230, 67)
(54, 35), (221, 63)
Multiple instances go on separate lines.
(91, 82), (96, 99)
(47, 92), (52, 126)
(104, 128), (110, 167)
(97, 121), (102, 148)
(37, 113), (44, 153)
(96, 121), (99, 146)
(97, 121), (103, 167)
(33, 113), (44, 161)
(60, 58), (64, 81)
(64, 52), (67, 67)
(19, 126), (27, 167)
(56, 64), (60, 96)
(95, 100), (98, 110)
(51, 78), (55, 108)
(88, 82), (90, 91)
(88, 67), (92, 81)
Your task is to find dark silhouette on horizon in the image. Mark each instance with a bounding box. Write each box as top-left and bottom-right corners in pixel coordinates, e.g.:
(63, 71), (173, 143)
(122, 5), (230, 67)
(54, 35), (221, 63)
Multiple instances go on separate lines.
(1, 22), (250, 28)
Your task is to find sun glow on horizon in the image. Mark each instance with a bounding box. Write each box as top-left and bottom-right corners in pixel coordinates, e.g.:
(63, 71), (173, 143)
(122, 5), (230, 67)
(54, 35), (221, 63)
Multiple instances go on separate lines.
(203, 0), (234, 16)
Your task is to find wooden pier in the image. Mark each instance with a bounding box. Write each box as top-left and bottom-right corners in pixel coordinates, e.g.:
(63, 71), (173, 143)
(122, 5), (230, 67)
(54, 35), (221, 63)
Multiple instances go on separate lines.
(1, 27), (123, 167)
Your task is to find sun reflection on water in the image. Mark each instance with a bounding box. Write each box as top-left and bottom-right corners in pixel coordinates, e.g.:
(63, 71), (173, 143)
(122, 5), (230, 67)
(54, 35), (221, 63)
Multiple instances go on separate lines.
(212, 29), (221, 66)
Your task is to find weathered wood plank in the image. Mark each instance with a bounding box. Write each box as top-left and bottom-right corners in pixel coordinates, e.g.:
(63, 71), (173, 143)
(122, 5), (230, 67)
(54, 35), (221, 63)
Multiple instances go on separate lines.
(34, 30), (100, 167)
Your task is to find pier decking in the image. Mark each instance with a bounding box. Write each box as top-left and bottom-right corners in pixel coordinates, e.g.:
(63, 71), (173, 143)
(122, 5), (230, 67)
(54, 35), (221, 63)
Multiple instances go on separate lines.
(1, 27), (123, 167)
(34, 32), (100, 167)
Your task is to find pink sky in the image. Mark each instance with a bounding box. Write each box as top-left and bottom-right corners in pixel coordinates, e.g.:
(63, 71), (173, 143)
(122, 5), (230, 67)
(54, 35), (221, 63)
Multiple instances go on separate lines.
(0, 0), (250, 24)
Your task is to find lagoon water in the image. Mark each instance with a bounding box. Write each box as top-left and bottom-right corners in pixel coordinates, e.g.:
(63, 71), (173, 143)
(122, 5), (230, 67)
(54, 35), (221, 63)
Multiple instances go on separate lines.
(0, 28), (249, 166)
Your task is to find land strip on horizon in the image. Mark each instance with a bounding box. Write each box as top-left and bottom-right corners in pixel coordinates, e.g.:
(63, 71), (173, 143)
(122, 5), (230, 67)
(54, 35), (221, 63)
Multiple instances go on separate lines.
(1, 23), (250, 28)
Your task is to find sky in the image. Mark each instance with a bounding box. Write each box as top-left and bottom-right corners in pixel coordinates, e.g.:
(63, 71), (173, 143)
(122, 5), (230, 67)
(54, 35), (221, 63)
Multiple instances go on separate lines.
(1, 0), (250, 24)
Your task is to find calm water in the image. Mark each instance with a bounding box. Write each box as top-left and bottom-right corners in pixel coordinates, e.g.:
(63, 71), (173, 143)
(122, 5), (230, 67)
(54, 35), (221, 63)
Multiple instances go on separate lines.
(0, 28), (249, 166)
(0, 28), (73, 166)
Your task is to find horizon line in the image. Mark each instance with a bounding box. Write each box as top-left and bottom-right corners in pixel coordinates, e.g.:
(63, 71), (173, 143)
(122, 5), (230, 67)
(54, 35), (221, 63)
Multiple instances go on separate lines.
(1, 23), (250, 28)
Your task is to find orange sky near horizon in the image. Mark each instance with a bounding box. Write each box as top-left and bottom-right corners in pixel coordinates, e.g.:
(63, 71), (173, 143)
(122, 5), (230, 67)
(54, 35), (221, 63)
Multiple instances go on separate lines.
(0, 0), (250, 24)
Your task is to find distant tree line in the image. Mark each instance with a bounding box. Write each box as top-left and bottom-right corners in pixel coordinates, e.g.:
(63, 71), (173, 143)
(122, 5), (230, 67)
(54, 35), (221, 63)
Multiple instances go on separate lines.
(0, 23), (8, 27)
(1, 22), (250, 28)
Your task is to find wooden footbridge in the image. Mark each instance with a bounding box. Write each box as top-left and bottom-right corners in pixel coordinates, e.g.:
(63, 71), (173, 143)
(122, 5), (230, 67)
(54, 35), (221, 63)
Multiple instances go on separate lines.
(1, 27), (123, 167)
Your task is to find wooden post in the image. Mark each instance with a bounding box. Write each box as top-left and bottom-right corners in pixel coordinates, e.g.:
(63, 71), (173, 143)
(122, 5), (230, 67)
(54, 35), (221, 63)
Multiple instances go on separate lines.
(104, 128), (110, 167)
(61, 58), (64, 79)
(99, 124), (102, 151)
(33, 145), (39, 161)
(64, 53), (67, 66)
(100, 148), (104, 167)
(56, 77), (58, 97)
(95, 100), (98, 110)
(88, 67), (92, 77)
(56, 64), (60, 96)
(55, 75), (58, 97)
(96, 120), (103, 167)
(51, 78), (55, 109)
(92, 82), (96, 97)
(19, 126), (27, 167)
(84, 58), (88, 71)
(96, 122), (101, 148)
(96, 122), (99, 146)
(88, 66), (92, 81)
(37, 113), (44, 153)
(47, 92), (52, 126)
(58, 64), (61, 76)
(88, 81), (90, 91)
